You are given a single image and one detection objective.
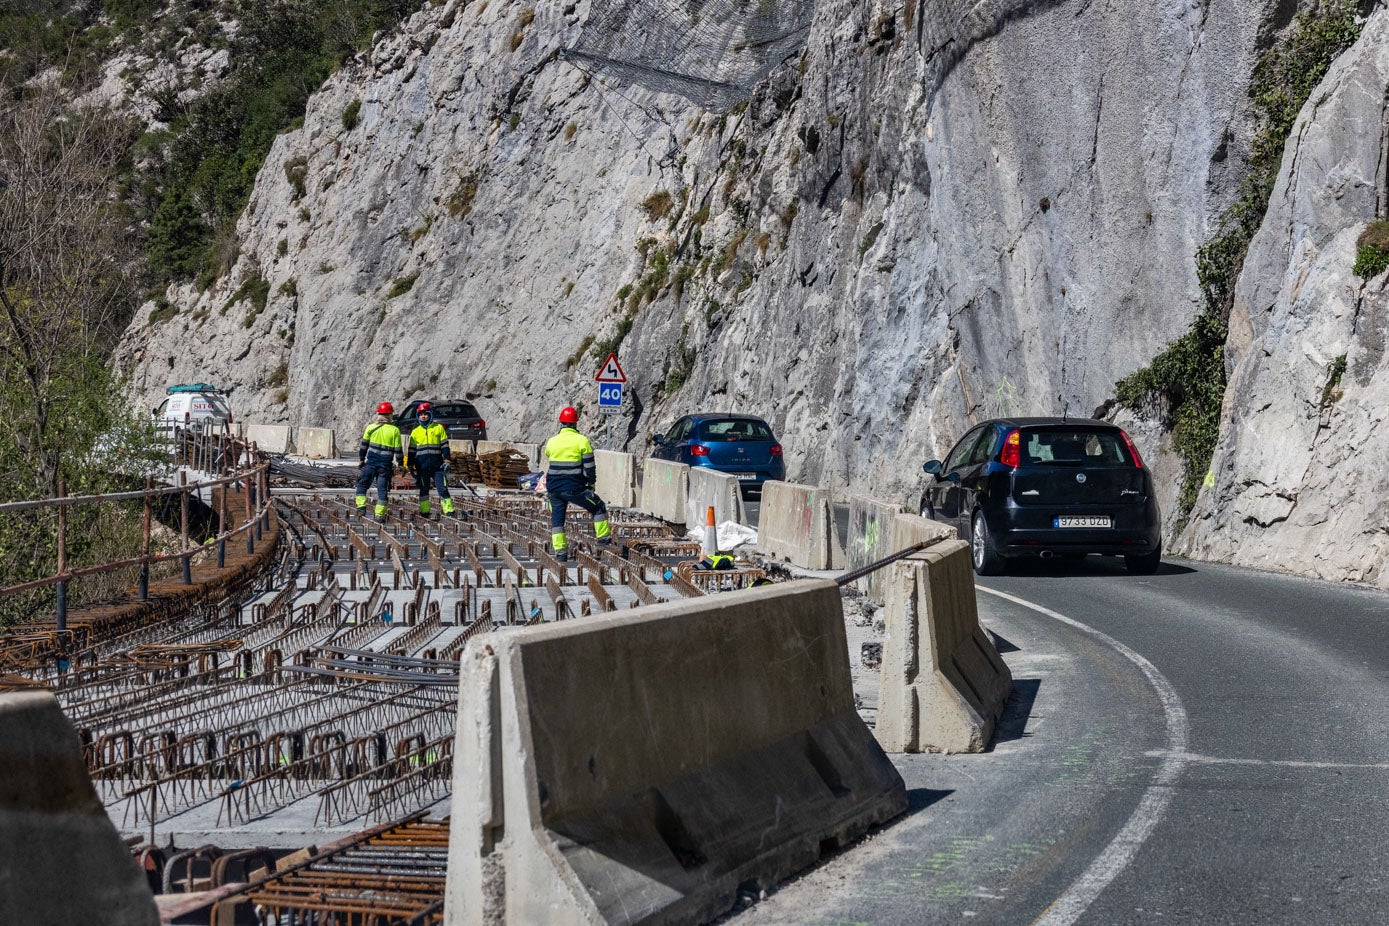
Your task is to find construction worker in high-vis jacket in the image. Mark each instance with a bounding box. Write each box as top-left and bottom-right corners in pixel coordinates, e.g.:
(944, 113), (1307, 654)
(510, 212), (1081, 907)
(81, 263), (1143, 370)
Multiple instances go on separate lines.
(355, 401), (403, 520)
(404, 402), (455, 517)
(543, 406), (612, 562)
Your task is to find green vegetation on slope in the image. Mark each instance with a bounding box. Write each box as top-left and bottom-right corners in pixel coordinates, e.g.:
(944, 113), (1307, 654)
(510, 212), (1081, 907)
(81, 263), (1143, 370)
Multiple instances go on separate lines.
(4, 0), (425, 291)
(1353, 219), (1389, 278)
(144, 0), (423, 286)
(1114, 1), (1364, 523)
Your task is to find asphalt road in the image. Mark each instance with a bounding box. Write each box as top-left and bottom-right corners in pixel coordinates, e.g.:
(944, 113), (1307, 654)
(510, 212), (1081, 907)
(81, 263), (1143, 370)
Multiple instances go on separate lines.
(731, 556), (1389, 924)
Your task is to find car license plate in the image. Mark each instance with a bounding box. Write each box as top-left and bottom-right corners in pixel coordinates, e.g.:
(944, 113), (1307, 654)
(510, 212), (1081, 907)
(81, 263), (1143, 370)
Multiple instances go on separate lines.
(1055, 515), (1111, 528)
(733, 473), (757, 480)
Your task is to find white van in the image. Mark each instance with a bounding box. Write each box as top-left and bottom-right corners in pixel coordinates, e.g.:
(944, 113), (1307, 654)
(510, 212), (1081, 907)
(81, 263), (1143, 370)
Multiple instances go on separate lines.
(153, 384), (234, 433)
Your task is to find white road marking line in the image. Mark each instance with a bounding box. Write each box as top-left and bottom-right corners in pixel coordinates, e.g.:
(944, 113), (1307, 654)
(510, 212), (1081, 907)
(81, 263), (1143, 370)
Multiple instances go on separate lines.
(976, 585), (1190, 926)
(1146, 751), (1389, 770)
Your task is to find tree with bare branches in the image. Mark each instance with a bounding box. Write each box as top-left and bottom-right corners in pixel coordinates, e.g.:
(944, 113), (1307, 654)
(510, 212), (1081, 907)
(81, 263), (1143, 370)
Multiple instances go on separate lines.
(0, 79), (140, 497)
(0, 78), (157, 624)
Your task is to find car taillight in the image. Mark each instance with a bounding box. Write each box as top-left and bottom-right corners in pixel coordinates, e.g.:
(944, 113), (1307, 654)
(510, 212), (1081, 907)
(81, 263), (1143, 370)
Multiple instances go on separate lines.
(770, 444), (782, 456)
(477, 420), (485, 429)
(691, 444), (710, 456)
(1120, 429), (1145, 468)
(1000, 430), (1021, 468)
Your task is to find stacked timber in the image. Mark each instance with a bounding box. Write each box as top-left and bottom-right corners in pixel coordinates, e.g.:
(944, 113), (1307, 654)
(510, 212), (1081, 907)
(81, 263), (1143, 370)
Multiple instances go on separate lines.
(478, 450), (529, 488)
(452, 453), (483, 483)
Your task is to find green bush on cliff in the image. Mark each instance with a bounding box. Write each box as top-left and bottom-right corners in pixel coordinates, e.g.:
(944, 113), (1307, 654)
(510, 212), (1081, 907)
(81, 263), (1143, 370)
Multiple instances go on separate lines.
(147, 0), (424, 284)
(1115, 0), (1363, 524)
(1353, 220), (1389, 278)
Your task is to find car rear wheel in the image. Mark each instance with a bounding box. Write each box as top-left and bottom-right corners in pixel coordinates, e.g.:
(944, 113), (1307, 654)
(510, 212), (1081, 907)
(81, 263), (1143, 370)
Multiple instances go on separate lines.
(971, 511), (1005, 576)
(1125, 546), (1162, 575)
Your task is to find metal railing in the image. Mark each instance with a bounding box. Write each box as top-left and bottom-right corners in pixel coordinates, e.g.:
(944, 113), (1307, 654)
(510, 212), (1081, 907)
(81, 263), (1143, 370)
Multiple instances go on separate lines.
(0, 431), (273, 634)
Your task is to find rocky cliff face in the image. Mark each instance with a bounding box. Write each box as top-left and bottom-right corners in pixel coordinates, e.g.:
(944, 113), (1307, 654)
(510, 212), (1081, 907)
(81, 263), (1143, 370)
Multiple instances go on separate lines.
(1179, 9), (1389, 587)
(118, 0), (1285, 509)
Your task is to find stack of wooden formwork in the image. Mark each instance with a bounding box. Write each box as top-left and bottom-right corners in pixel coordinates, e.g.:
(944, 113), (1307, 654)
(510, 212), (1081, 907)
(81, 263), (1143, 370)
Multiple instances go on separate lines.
(478, 449), (530, 488)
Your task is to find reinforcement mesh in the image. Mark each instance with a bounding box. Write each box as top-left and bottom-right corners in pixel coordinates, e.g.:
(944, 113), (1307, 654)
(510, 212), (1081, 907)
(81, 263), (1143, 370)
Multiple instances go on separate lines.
(567, 0), (817, 110)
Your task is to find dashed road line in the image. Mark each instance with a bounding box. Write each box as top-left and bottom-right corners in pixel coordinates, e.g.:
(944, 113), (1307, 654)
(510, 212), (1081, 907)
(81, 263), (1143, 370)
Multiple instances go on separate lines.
(977, 585), (1190, 926)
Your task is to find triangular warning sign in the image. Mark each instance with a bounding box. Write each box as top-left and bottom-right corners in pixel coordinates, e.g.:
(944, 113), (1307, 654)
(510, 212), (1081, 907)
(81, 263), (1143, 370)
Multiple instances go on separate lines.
(595, 352), (627, 383)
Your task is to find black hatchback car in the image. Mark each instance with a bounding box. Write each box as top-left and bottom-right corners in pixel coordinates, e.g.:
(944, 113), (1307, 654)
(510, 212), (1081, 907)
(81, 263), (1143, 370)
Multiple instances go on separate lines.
(395, 399), (487, 441)
(921, 417), (1162, 575)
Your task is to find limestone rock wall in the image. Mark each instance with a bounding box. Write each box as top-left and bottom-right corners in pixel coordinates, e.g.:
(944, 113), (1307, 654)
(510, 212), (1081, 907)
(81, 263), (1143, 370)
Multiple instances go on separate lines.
(1179, 9), (1389, 586)
(118, 0), (1283, 512)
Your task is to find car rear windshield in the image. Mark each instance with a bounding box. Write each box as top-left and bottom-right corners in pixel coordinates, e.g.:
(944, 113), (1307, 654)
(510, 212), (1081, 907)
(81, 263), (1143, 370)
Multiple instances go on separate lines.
(698, 419), (774, 441)
(430, 404), (478, 419)
(1020, 428), (1133, 466)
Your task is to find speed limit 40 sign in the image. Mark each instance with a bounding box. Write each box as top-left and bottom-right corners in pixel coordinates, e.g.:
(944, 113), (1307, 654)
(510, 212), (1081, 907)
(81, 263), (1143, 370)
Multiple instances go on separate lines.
(597, 382), (624, 413)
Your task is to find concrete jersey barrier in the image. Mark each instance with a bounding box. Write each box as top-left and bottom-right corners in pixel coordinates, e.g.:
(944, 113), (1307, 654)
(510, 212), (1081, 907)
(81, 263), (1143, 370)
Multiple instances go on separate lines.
(686, 467), (745, 528)
(639, 457), (689, 524)
(245, 423), (293, 454)
(890, 511), (956, 553)
(756, 480), (842, 570)
(0, 691), (159, 925)
(856, 511), (958, 604)
(876, 539), (1012, 753)
(594, 450), (636, 508)
(298, 426), (335, 459)
(446, 579), (906, 925)
(845, 493), (906, 602)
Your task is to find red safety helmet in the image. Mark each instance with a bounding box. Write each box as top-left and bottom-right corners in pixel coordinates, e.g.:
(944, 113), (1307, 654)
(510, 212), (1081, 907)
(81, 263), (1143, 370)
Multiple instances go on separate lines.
(558, 406), (579, 425)
(377, 401), (395, 416)
(417, 401), (432, 413)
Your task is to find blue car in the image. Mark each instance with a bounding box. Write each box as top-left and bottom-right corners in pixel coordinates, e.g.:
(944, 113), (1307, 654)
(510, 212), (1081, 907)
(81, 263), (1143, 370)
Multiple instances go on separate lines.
(650, 413), (785, 491)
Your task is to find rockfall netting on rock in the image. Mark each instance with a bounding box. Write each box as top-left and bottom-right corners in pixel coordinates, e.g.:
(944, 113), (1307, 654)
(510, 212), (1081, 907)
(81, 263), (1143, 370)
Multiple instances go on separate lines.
(566, 0), (816, 109)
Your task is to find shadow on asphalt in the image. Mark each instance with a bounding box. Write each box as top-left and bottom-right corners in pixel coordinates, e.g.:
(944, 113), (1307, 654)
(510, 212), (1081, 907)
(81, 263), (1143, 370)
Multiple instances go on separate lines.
(989, 678), (1041, 749)
(904, 787), (954, 815)
(990, 630), (1022, 653)
(1001, 557), (1198, 578)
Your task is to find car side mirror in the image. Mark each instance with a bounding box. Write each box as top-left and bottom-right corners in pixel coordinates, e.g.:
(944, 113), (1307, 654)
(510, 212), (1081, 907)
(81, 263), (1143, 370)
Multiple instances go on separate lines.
(923, 459), (943, 477)
(653, 434), (665, 444)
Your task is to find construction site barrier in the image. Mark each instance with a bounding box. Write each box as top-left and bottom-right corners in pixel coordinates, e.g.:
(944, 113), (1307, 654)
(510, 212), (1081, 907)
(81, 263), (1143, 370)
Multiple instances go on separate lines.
(845, 500), (956, 604)
(594, 450), (636, 509)
(446, 579), (906, 925)
(686, 467), (745, 528)
(891, 511), (956, 549)
(876, 540), (1012, 753)
(0, 690), (159, 925)
(756, 480), (843, 570)
(639, 458), (689, 525)
(844, 494), (905, 602)
(298, 427), (335, 459)
(245, 424), (293, 454)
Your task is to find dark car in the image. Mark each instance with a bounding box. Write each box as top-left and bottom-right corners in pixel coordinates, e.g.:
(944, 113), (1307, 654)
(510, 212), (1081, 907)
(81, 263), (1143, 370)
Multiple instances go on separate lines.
(921, 417), (1162, 576)
(396, 399), (487, 441)
(651, 413), (785, 491)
